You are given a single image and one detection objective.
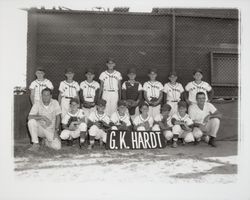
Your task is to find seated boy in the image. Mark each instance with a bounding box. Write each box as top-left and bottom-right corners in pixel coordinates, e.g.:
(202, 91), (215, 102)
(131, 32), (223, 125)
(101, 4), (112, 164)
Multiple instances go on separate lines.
(60, 98), (87, 148)
(152, 104), (173, 144)
(87, 99), (110, 149)
(110, 100), (132, 131)
(133, 102), (154, 131)
(171, 101), (194, 148)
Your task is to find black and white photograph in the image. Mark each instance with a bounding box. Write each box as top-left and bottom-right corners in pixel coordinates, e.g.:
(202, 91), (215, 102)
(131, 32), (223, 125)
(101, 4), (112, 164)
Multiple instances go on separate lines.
(0, 0), (249, 199)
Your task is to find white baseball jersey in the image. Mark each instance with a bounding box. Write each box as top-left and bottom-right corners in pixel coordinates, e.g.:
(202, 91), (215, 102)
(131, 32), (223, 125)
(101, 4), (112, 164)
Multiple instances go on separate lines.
(110, 111), (131, 126)
(154, 114), (173, 127)
(29, 79), (54, 101)
(188, 102), (217, 124)
(62, 109), (86, 125)
(172, 113), (193, 126)
(99, 70), (122, 91)
(88, 110), (110, 124)
(59, 80), (80, 97)
(185, 81), (212, 103)
(122, 81), (143, 91)
(133, 114), (154, 128)
(163, 82), (184, 102)
(80, 80), (100, 102)
(143, 81), (163, 101)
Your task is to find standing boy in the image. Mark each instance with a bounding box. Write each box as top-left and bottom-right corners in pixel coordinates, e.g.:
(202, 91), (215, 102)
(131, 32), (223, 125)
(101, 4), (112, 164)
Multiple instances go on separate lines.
(60, 98), (87, 148)
(29, 68), (54, 105)
(110, 100), (132, 131)
(143, 69), (163, 118)
(163, 71), (184, 116)
(58, 68), (80, 118)
(87, 99), (111, 149)
(121, 68), (143, 119)
(171, 101), (194, 148)
(80, 68), (100, 117)
(99, 58), (122, 116)
(185, 68), (213, 105)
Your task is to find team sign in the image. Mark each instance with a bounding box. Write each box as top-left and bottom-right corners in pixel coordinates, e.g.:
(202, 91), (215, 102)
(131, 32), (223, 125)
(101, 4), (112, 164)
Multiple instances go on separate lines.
(106, 130), (166, 150)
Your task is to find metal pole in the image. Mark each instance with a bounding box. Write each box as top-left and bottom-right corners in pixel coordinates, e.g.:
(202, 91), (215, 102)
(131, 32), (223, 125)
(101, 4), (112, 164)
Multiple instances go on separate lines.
(172, 8), (176, 72)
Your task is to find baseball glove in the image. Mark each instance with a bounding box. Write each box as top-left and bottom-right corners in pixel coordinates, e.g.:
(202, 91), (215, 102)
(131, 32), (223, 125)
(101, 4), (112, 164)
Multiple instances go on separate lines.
(67, 116), (78, 127)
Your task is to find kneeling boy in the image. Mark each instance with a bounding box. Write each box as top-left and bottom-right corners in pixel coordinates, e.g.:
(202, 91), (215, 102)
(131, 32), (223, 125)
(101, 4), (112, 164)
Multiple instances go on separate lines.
(60, 98), (87, 148)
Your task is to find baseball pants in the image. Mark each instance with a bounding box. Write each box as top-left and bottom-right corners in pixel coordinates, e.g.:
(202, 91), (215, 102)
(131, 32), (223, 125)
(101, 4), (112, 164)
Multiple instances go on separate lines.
(172, 125), (194, 143)
(60, 97), (71, 118)
(166, 101), (178, 116)
(102, 91), (119, 116)
(60, 123), (87, 140)
(88, 125), (107, 143)
(148, 105), (161, 119)
(192, 118), (220, 139)
(152, 124), (173, 141)
(28, 119), (61, 150)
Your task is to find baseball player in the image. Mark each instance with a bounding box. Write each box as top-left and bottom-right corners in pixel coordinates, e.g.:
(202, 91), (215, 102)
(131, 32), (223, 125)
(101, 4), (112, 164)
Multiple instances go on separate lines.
(87, 99), (110, 149)
(133, 102), (154, 131)
(163, 71), (184, 116)
(110, 100), (132, 131)
(99, 58), (122, 116)
(29, 68), (54, 105)
(171, 101), (194, 148)
(27, 87), (61, 151)
(79, 68), (100, 118)
(60, 98), (87, 148)
(188, 92), (222, 147)
(143, 69), (163, 119)
(152, 104), (173, 144)
(58, 68), (80, 118)
(121, 68), (143, 120)
(185, 68), (213, 105)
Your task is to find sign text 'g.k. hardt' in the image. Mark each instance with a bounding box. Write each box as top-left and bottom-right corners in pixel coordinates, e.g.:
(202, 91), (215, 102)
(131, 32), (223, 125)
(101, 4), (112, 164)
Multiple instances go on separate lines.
(106, 130), (166, 150)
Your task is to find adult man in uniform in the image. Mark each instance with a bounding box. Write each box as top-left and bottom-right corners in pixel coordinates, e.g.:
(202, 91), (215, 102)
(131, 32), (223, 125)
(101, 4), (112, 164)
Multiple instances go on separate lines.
(188, 92), (222, 147)
(27, 87), (62, 151)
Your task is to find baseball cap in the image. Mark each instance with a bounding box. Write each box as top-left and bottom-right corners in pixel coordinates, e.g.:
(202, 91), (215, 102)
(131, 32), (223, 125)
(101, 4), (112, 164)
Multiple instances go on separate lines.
(193, 68), (203, 75)
(65, 68), (74, 74)
(161, 104), (172, 112)
(148, 68), (157, 74)
(169, 71), (177, 77)
(36, 68), (45, 72)
(85, 68), (95, 74)
(178, 101), (187, 108)
(106, 57), (115, 64)
(117, 100), (127, 107)
(139, 101), (149, 108)
(127, 68), (137, 74)
(97, 99), (107, 107)
(70, 98), (79, 105)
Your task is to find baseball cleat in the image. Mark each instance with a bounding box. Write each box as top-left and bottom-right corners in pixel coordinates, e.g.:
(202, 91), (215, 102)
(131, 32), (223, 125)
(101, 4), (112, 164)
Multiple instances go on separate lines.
(208, 137), (217, 147)
(27, 143), (40, 152)
(87, 145), (93, 150)
(172, 141), (178, 148)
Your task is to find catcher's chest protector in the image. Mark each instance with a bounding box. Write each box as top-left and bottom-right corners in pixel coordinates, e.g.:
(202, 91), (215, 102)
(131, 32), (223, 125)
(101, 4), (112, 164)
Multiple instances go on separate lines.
(125, 81), (139, 100)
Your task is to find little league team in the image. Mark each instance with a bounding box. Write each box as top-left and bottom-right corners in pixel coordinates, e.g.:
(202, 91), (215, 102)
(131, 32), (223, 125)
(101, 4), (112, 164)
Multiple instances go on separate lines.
(27, 58), (222, 151)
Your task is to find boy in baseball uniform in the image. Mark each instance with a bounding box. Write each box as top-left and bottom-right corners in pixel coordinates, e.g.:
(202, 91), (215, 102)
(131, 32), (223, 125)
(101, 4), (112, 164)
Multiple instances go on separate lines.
(152, 104), (173, 144)
(163, 71), (184, 116)
(60, 98), (87, 148)
(110, 100), (132, 131)
(143, 69), (163, 119)
(29, 68), (54, 105)
(189, 92), (222, 147)
(80, 68), (100, 118)
(171, 101), (194, 148)
(58, 68), (80, 118)
(185, 68), (213, 105)
(121, 68), (143, 120)
(133, 102), (154, 131)
(87, 99), (111, 149)
(99, 58), (122, 116)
